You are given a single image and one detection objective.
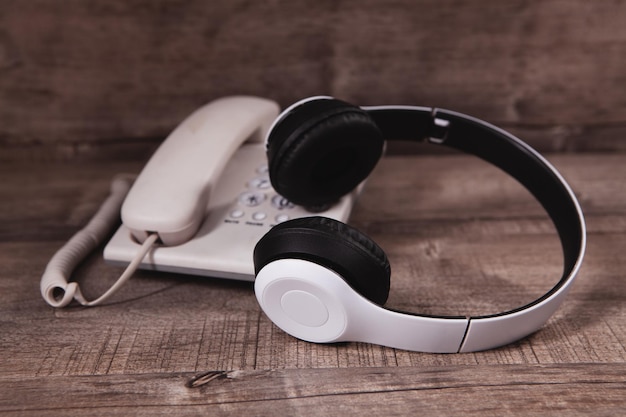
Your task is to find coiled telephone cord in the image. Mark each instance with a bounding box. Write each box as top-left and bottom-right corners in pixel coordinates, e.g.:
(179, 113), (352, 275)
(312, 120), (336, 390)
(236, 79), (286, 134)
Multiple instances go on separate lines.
(40, 176), (157, 308)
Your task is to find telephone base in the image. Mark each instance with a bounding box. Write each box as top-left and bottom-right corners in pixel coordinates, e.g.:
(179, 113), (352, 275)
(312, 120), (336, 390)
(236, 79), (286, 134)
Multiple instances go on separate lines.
(103, 143), (360, 281)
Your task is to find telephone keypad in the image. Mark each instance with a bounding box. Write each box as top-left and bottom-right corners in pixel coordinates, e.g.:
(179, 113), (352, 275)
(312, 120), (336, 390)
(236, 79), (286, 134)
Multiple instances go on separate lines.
(228, 164), (301, 226)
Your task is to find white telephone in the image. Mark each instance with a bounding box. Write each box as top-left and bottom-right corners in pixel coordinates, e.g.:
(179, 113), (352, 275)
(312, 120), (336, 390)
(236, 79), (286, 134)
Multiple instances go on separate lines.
(41, 96), (360, 307)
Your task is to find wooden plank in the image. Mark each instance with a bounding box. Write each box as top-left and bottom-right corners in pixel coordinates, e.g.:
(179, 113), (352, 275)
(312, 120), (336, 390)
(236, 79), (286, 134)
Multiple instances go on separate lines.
(1, 0), (626, 156)
(0, 365), (624, 416)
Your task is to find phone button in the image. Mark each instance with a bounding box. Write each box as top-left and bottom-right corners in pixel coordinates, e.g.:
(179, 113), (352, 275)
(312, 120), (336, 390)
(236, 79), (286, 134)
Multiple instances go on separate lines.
(275, 214), (290, 223)
(248, 177), (271, 189)
(252, 212), (267, 221)
(271, 195), (294, 210)
(239, 191), (266, 207)
(230, 209), (245, 219)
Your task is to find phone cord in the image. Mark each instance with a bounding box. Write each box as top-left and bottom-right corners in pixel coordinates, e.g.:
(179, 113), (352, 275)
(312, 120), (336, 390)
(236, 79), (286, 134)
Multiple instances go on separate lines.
(40, 176), (157, 308)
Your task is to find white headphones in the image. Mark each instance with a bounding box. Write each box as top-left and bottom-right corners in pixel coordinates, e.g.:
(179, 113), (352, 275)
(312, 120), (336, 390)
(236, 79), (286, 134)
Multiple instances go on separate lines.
(253, 96), (586, 353)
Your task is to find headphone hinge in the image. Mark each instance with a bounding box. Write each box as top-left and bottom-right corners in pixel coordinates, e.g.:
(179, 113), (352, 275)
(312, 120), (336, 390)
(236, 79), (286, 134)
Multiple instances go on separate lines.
(426, 109), (450, 144)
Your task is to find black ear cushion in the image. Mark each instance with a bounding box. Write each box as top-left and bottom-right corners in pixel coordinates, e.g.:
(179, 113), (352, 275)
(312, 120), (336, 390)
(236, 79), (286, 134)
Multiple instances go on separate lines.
(253, 216), (391, 305)
(267, 98), (384, 208)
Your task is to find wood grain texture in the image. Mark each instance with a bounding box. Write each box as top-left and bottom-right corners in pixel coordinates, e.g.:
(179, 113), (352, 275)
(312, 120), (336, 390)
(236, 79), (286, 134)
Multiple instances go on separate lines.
(1, 0), (626, 159)
(0, 153), (625, 414)
(1, 365), (624, 416)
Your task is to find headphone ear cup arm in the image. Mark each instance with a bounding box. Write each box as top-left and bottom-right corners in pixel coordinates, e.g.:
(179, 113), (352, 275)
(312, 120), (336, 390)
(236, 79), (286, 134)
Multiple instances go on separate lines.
(255, 259), (468, 353)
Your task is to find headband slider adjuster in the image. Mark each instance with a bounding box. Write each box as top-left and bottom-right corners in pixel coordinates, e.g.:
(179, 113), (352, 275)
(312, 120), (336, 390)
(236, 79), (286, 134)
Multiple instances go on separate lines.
(427, 112), (450, 144)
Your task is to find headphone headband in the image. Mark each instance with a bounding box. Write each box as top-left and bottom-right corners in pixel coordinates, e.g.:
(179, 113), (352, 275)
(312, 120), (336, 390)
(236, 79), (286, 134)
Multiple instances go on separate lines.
(362, 105), (586, 351)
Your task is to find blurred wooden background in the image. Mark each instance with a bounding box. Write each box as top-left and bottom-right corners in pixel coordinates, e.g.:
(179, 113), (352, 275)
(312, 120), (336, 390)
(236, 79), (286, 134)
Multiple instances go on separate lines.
(1, 0), (625, 161)
(2, 1), (626, 415)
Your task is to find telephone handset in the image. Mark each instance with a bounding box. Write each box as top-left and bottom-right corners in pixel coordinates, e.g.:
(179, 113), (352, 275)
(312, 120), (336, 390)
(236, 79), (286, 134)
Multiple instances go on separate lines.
(122, 96), (280, 246)
(41, 96), (361, 307)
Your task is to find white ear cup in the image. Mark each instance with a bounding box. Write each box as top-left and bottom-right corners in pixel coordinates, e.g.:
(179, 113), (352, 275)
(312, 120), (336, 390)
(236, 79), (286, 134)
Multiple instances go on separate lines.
(255, 259), (349, 343)
(254, 259), (470, 352)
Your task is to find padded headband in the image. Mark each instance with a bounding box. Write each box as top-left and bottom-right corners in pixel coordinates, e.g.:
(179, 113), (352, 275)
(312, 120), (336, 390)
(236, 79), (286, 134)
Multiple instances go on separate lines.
(361, 105), (586, 351)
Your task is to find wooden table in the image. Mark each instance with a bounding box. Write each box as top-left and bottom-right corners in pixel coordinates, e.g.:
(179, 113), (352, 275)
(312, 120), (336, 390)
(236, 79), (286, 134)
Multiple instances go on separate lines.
(1, 152), (625, 415)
